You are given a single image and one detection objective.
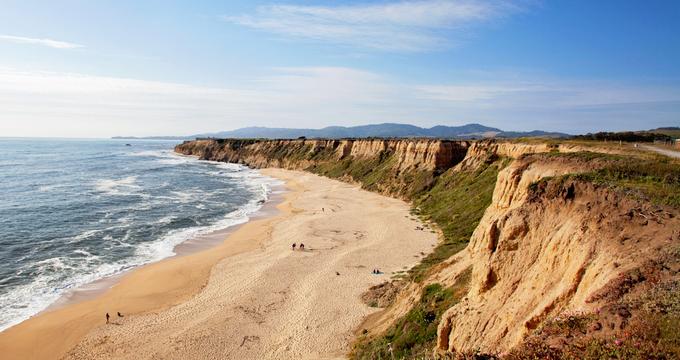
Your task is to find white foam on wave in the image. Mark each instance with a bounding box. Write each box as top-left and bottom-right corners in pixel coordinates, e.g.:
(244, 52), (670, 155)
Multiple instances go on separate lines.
(0, 160), (282, 332)
(70, 229), (100, 243)
(0, 255), (90, 331)
(127, 150), (166, 158)
(73, 249), (97, 258)
(157, 215), (176, 225)
(37, 184), (60, 192)
(128, 149), (192, 166)
(134, 166), (281, 263)
(158, 157), (191, 165)
(94, 176), (149, 198)
(0, 268), (63, 331)
(0, 252), (139, 331)
(169, 189), (205, 203)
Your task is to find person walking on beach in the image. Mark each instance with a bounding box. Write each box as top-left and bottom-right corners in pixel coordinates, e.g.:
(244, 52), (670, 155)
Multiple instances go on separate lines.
(299, 243), (305, 251)
(106, 313), (110, 324)
(292, 243), (296, 250)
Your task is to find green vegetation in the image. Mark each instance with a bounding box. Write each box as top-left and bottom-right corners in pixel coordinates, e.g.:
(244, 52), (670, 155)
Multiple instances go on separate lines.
(651, 127), (680, 139)
(541, 150), (623, 162)
(534, 151), (680, 208)
(352, 268), (472, 360)
(409, 156), (508, 281)
(308, 150), (436, 196)
(307, 150), (506, 281)
(267, 142), (314, 161)
(506, 249), (680, 360)
(576, 155), (680, 208)
(508, 302), (680, 360)
(294, 144), (679, 359)
(573, 131), (673, 143)
(189, 139), (680, 359)
(304, 149), (505, 359)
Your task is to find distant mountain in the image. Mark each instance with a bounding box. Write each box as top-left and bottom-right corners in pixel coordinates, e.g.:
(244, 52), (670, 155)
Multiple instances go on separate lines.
(111, 136), (189, 140)
(647, 127), (680, 139)
(192, 123), (570, 139)
(496, 130), (573, 138)
(114, 123), (570, 140)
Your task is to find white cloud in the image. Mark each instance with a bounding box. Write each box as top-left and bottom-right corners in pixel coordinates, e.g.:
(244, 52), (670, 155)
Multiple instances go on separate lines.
(0, 67), (678, 137)
(415, 81), (680, 109)
(0, 67), (398, 137)
(0, 35), (84, 49)
(224, 0), (522, 52)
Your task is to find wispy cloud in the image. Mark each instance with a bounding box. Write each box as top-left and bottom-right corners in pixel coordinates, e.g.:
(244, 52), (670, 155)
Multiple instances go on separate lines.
(0, 35), (84, 49)
(223, 0), (523, 52)
(415, 84), (535, 102)
(415, 81), (680, 108)
(0, 67), (678, 137)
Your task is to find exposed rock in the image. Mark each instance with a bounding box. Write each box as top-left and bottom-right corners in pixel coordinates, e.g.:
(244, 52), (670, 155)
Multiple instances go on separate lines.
(434, 157), (679, 354)
(175, 138), (679, 357)
(360, 281), (404, 308)
(175, 138), (471, 173)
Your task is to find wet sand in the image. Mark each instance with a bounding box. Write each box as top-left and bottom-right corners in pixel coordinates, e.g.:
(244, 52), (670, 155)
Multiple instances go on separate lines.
(0, 169), (437, 359)
(47, 187), (285, 311)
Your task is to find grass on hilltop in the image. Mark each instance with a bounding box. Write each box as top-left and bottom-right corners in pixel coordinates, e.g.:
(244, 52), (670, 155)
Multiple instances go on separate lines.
(575, 155), (680, 208)
(533, 151), (680, 208)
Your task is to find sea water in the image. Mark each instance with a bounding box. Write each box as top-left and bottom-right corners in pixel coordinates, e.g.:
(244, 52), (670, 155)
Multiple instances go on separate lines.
(0, 138), (279, 331)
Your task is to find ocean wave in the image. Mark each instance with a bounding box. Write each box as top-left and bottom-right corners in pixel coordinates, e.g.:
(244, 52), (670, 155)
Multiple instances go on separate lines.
(71, 229), (101, 242)
(94, 176), (148, 198)
(127, 150), (167, 158)
(157, 158), (191, 165)
(169, 190), (205, 203)
(128, 149), (193, 166)
(37, 184), (61, 192)
(0, 141), (284, 332)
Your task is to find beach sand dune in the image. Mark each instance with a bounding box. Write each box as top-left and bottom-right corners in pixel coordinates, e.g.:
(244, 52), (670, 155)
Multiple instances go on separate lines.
(1, 169), (437, 359)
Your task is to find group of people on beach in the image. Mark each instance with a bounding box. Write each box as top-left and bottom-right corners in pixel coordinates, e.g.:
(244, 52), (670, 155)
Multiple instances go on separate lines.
(372, 269), (381, 274)
(291, 243), (305, 251)
(105, 311), (124, 324)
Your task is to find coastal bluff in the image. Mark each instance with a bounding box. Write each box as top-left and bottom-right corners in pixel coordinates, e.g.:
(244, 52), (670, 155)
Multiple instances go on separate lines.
(177, 138), (471, 173)
(176, 138), (680, 358)
(175, 138), (557, 199)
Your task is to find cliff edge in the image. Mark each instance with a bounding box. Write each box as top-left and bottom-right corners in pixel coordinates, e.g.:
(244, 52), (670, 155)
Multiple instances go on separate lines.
(176, 139), (680, 359)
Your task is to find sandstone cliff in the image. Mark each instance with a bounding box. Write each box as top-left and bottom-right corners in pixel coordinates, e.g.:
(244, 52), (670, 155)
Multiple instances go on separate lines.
(175, 139), (679, 358)
(176, 138), (470, 172)
(434, 155), (679, 354)
(176, 138), (471, 200)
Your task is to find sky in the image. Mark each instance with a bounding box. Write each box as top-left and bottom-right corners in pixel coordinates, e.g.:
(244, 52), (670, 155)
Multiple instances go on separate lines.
(0, 0), (678, 137)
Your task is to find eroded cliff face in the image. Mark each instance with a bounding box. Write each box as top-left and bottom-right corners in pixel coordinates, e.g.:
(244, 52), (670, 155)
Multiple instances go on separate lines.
(176, 138), (470, 173)
(432, 156), (679, 354)
(175, 139), (679, 357)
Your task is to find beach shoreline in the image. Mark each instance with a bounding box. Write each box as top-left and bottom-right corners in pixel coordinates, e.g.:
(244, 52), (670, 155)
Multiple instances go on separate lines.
(0, 169), (438, 359)
(44, 180), (286, 313)
(0, 171), (297, 359)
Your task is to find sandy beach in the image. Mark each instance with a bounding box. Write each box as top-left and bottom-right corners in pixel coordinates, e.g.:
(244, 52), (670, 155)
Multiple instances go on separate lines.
(0, 169), (437, 359)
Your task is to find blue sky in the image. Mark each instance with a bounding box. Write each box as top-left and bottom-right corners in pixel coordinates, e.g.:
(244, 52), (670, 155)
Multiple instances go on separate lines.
(0, 0), (678, 137)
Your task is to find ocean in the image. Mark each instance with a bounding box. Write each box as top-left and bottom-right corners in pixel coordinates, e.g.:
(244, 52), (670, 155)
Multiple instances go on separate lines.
(0, 138), (279, 331)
